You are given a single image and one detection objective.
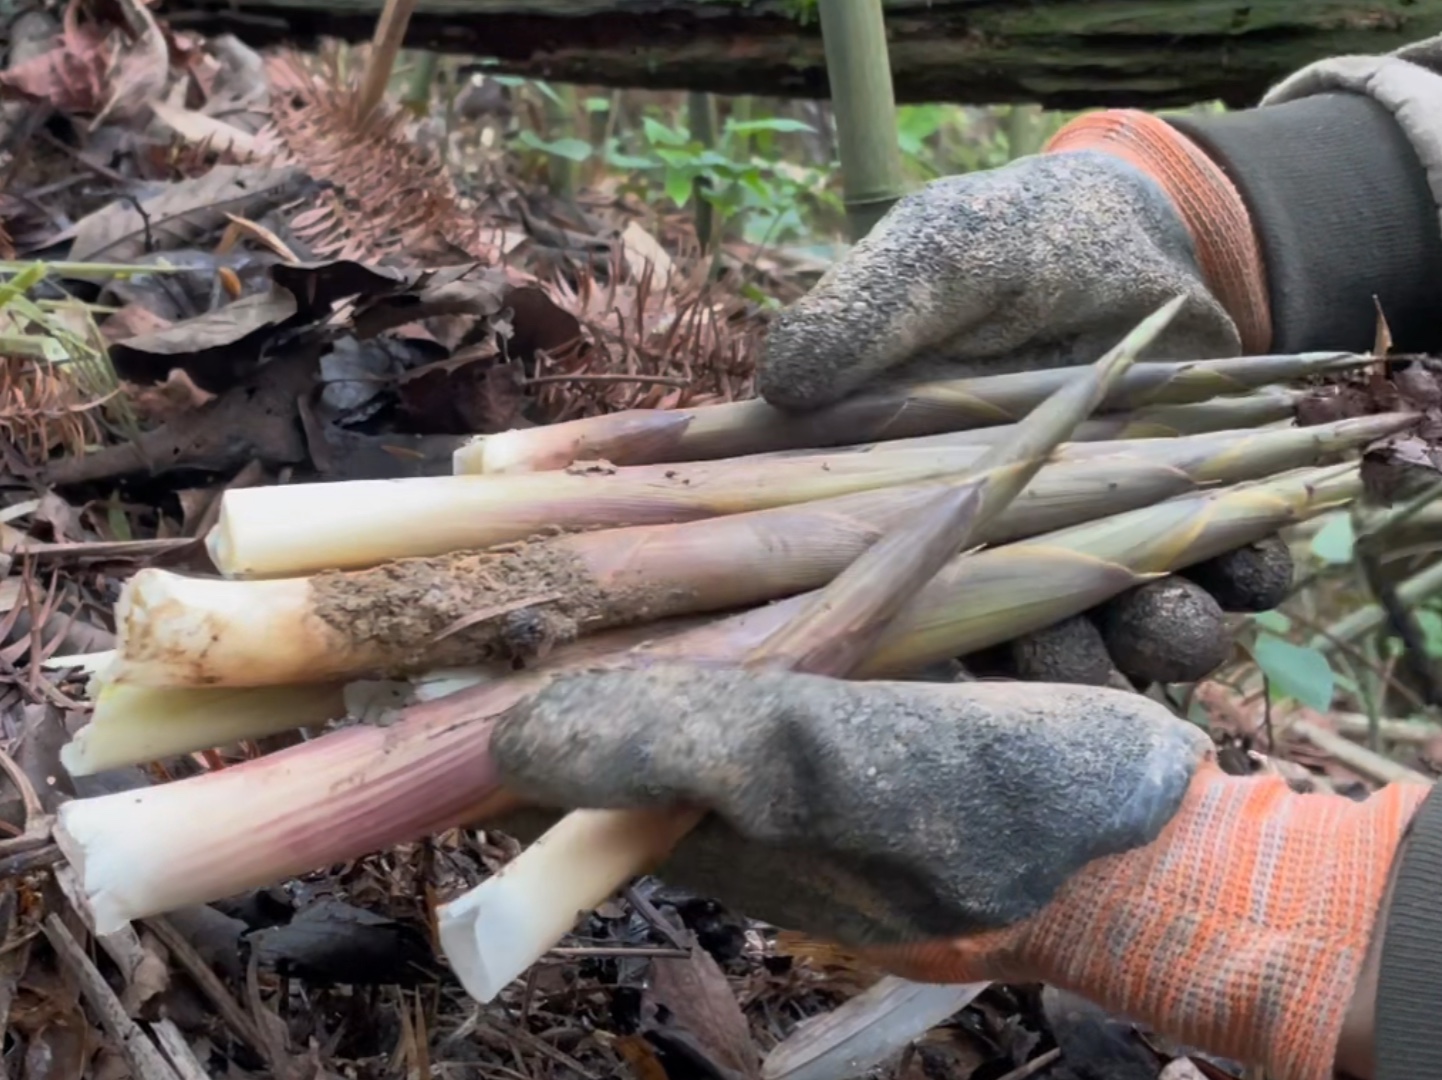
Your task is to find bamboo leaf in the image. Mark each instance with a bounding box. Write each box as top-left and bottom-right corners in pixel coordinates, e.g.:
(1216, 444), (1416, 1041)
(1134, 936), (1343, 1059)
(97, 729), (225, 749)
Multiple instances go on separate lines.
(727, 117), (815, 136)
(644, 116), (688, 147)
(517, 131), (594, 162)
(664, 167), (694, 207)
(1310, 515), (1355, 564)
(1253, 611), (1292, 635)
(1253, 635), (1334, 711)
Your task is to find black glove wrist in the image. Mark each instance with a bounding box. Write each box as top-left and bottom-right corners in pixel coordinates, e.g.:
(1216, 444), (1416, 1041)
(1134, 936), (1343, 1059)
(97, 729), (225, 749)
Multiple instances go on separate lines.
(1168, 92), (1442, 354)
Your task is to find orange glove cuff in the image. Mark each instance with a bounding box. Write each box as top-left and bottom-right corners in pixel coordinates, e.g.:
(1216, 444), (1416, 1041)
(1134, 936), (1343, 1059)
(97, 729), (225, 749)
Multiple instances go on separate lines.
(862, 761), (1430, 1080)
(1044, 109), (1273, 355)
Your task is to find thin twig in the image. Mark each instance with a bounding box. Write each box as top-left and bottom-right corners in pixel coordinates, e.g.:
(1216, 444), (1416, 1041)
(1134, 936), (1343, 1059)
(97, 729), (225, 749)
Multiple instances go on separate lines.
(544, 945), (691, 959)
(1278, 606), (1426, 714)
(353, 0), (420, 125)
(993, 1048), (1062, 1080)
(43, 915), (179, 1080)
(493, 1020), (598, 1080)
(143, 916), (268, 1057)
(623, 884), (692, 951)
(1356, 538), (1442, 706)
(523, 373), (692, 389)
(151, 1019), (212, 1080)
(0, 741), (52, 857)
(0, 843), (61, 878)
(1286, 717), (1431, 785)
(1331, 711), (1441, 746)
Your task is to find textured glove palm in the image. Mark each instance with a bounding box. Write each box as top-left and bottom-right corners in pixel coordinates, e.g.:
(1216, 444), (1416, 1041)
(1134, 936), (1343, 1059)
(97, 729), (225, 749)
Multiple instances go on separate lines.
(758, 145), (1292, 687)
(493, 665), (1426, 1080)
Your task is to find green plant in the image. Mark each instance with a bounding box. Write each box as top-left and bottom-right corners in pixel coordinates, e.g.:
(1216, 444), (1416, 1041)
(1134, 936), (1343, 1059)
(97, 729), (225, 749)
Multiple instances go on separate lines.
(522, 106), (843, 246)
(1247, 610), (1335, 713)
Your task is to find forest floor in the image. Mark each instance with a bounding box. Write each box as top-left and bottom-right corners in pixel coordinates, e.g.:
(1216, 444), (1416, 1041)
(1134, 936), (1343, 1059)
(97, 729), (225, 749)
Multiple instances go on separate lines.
(0, 8), (1432, 1080)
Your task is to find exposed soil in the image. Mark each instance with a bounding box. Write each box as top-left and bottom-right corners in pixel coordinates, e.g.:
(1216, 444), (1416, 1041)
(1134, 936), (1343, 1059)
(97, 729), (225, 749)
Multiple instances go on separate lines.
(309, 542), (612, 672)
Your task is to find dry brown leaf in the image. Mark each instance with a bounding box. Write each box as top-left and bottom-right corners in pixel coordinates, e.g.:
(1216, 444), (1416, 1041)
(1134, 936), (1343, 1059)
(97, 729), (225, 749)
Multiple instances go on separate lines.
(643, 945), (759, 1080)
(219, 212), (299, 262)
(349, 263), (509, 339)
(1373, 297), (1394, 358)
(149, 98), (270, 160)
(613, 1035), (670, 1080)
(265, 47), (496, 266)
(99, 303), (172, 345)
(0, 0), (109, 113)
(92, 0), (168, 126)
(61, 164), (312, 263)
(621, 220), (673, 283)
(125, 368), (218, 423)
(0, 355), (105, 465)
(773, 930), (883, 991)
(120, 929), (171, 1014)
(108, 286), (299, 392)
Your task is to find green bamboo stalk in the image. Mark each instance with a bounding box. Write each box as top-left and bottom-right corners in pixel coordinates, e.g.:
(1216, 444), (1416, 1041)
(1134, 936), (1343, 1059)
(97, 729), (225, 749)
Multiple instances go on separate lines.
(401, 50), (439, 115)
(463, 351), (1367, 473)
(688, 91), (718, 250)
(1004, 103), (1045, 159)
(817, 0), (909, 240)
(544, 84), (579, 202)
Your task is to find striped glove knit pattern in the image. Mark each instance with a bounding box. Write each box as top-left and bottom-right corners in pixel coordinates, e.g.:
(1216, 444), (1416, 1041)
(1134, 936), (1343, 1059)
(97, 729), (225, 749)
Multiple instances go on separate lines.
(865, 761), (1429, 1080)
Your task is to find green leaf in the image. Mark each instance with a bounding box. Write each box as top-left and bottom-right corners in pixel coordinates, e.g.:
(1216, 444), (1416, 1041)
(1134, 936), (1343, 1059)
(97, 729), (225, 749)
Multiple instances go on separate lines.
(605, 150), (658, 170)
(691, 150), (734, 169)
(1310, 515), (1355, 564)
(107, 493), (132, 542)
(1253, 635), (1334, 711)
(652, 147), (695, 168)
(1252, 610), (1292, 635)
(584, 96), (611, 113)
(664, 167), (694, 207)
(1417, 608), (1442, 657)
(644, 117), (688, 146)
(532, 80), (565, 107)
(727, 117), (814, 135)
(517, 130), (594, 162)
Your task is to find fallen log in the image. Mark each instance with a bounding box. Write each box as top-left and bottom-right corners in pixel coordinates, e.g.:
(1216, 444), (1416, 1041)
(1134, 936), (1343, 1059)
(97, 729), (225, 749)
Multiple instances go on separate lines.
(170, 0), (1442, 108)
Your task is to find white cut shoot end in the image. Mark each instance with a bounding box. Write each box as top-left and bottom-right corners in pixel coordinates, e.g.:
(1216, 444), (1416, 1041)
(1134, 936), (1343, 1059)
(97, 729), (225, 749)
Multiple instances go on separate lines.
(61, 682), (347, 775)
(438, 806), (701, 1002)
(108, 569), (345, 688)
(54, 677), (520, 936)
(206, 474), (552, 577)
(453, 431), (525, 475)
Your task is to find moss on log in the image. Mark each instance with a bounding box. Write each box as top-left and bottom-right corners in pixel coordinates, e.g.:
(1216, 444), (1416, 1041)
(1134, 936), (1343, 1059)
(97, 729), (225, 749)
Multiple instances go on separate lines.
(173, 0), (1442, 108)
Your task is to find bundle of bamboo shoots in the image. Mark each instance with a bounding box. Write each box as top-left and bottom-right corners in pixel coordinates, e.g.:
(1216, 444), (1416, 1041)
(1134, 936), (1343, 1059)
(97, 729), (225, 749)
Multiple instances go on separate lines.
(50, 302), (1413, 1012)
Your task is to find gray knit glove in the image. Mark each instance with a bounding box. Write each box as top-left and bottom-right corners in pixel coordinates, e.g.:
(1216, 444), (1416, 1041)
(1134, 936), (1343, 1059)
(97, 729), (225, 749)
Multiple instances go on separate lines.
(491, 664), (1211, 947)
(761, 150), (1291, 687)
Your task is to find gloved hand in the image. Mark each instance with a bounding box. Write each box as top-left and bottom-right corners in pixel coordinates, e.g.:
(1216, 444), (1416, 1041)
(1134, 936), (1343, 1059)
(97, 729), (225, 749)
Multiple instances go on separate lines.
(759, 111), (1291, 687)
(492, 664), (1430, 1080)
